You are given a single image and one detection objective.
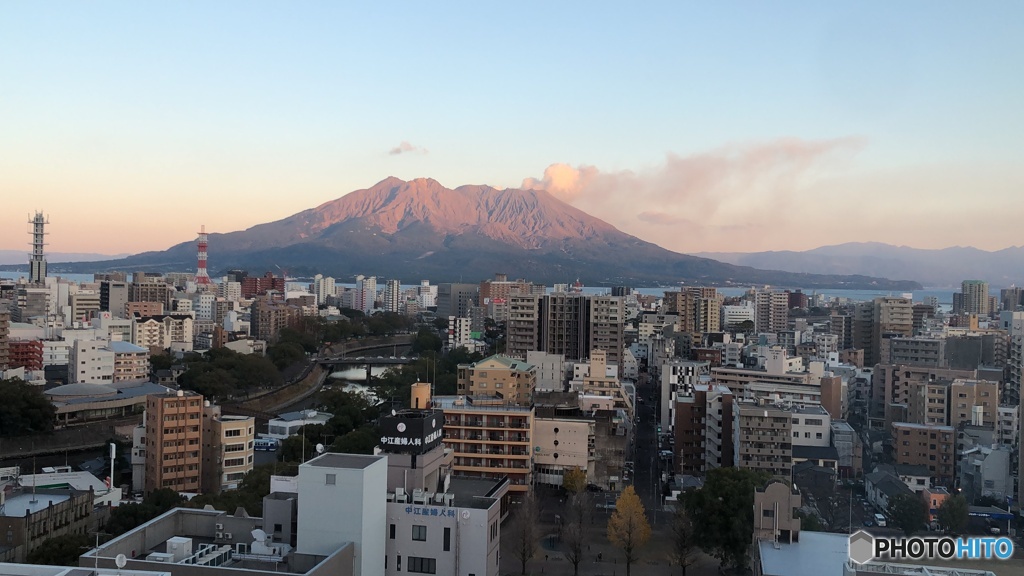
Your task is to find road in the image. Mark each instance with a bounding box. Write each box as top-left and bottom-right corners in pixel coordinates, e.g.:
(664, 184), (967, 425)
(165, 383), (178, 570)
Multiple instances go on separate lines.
(632, 370), (664, 525)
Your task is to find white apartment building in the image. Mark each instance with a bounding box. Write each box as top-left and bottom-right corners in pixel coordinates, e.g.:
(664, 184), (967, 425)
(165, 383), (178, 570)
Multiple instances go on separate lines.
(218, 280), (241, 301)
(417, 280), (437, 308)
(383, 279), (401, 313)
(446, 316), (471, 350)
(312, 275), (336, 306)
(722, 304), (756, 329)
(526, 351), (566, 392)
(69, 339), (115, 383)
(790, 404), (832, 447)
(997, 405), (1018, 446)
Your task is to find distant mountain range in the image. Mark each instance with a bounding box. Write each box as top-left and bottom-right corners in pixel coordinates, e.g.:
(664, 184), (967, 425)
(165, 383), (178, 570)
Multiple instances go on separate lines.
(697, 242), (1024, 288)
(1, 178), (921, 290)
(0, 250), (129, 266)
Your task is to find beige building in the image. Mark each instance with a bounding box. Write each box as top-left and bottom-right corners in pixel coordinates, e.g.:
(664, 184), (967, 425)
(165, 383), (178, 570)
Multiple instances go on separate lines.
(434, 395), (534, 496)
(132, 313), (194, 351)
(109, 340), (151, 382)
(872, 364), (976, 428)
(891, 422), (954, 485)
(570, 349), (634, 417)
(0, 487), (94, 562)
(201, 401), (255, 494)
(949, 379), (999, 428)
(250, 296), (302, 341)
(753, 480), (802, 544)
(533, 411), (594, 487)
(853, 297), (913, 367)
(754, 290), (788, 335)
(69, 291), (101, 323)
(145, 390), (204, 494)
(734, 399), (794, 479)
(456, 355), (537, 405)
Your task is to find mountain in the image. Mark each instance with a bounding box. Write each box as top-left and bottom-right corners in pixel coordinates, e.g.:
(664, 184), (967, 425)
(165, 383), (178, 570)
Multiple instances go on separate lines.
(13, 178), (921, 289)
(0, 250), (130, 266)
(697, 242), (1024, 288)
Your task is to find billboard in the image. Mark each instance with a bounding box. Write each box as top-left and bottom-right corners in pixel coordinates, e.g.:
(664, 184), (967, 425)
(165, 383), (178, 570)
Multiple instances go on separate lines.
(379, 409), (444, 455)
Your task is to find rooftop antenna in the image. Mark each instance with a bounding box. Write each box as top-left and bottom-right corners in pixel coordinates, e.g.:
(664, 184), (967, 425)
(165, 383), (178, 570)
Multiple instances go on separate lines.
(315, 443), (325, 455)
(115, 553), (127, 576)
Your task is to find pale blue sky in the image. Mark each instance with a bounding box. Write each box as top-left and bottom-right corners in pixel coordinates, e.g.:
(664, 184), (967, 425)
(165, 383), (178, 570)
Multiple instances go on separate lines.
(1, 2), (1022, 253)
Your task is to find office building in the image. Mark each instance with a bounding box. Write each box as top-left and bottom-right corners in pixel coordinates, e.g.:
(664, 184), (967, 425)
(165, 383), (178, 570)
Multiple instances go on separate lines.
(69, 339), (115, 383)
(525, 351), (566, 392)
(145, 390), (205, 494)
(100, 280), (130, 318)
(660, 359), (710, 433)
(436, 283), (478, 319)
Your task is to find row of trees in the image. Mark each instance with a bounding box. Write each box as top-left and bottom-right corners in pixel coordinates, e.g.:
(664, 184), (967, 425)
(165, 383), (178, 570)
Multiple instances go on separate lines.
(279, 389), (381, 460)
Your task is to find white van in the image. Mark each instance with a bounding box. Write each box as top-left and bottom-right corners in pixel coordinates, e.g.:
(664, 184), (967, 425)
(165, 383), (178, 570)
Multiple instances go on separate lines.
(874, 513), (887, 527)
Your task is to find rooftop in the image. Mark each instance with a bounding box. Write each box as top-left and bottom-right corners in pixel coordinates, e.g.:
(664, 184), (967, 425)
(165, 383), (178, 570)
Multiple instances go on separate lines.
(448, 476), (508, 509)
(1, 492), (71, 517)
(0, 565), (172, 576)
(304, 453), (384, 470)
(431, 395), (533, 412)
(757, 531), (849, 576)
(793, 445), (840, 461)
(106, 341), (148, 354)
(274, 410), (332, 422)
(847, 561), (996, 575)
(891, 422), (954, 431)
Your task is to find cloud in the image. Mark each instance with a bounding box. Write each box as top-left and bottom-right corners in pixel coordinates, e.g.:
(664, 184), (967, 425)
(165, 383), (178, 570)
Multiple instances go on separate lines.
(388, 141), (428, 156)
(521, 137), (867, 252)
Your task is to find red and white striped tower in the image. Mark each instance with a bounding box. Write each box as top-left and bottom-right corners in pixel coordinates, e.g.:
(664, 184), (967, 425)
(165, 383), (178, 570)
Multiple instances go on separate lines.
(195, 225), (212, 285)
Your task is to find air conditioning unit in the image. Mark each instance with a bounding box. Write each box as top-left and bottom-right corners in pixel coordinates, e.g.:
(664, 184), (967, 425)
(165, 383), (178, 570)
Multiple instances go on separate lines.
(216, 532), (223, 539)
(215, 523), (224, 530)
(224, 533), (232, 540)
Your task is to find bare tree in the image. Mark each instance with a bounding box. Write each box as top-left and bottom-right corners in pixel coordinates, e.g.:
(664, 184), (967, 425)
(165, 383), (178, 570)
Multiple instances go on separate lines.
(670, 504), (698, 576)
(562, 491), (590, 576)
(508, 494), (540, 575)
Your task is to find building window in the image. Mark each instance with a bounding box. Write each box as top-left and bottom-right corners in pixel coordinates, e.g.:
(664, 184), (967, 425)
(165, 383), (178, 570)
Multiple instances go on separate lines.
(412, 525), (427, 541)
(444, 527), (451, 551)
(326, 474), (336, 485)
(225, 429), (241, 437)
(390, 524), (396, 539)
(407, 557), (436, 574)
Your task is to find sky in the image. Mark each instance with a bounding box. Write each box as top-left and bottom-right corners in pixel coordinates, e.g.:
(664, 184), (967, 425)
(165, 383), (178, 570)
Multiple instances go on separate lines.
(1, 2), (1022, 256)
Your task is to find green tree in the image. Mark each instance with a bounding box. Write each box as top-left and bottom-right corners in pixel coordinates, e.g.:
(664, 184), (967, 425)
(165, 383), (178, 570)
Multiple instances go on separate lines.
(332, 428), (378, 455)
(682, 467), (771, 570)
(888, 493), (928, 536)
(267, 341), (306, 370)
(937, 493), (969, 534)
(508, 494), (540, 575)
(562, 467), (587, 494)
(607, 486), (652, 576)
(106, 489), (184, 536)
(26, 533), (93, 565)
(670, 505), (698, 576)
(0, 377), (56, 436)
(411, 327), (442, 354)
(280, 434), (315, 463)
(796, 510), (823, 531)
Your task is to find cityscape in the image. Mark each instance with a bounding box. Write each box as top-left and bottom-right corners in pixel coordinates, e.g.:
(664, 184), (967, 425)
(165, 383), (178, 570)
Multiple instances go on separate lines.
(2, 4), (1023, 576)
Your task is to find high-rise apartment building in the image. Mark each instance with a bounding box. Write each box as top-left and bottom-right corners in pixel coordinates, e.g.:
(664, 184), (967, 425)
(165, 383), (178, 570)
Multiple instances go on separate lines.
(201, 402), (255, 494)
(130, 278), (172, 310)
(734, 400), (794, 479)
(479, 273), (534, 303)
(754, 290), (789, 334)
(456, 354), (537, 406)
(434, 395), (534, 494)
(100, 280), (130, 318)
(240, 271), (286, 299)
(1000, 287), (1024, 312)
(27, 212), (47, 285)
(0, 308), (9, 370)
(674, 383), (734, 474)
(830, 311), (853, 350)
(250, 297), (301, 341)
(383, 279), (401, 313)
(853, 297), (913, 367)
(355, 275), (377, 314)
(957, 280), (990, 316)
(505, 293), (625, 367)
(891, 422), (954, 485)
(663, 287), (722, 333)
(145, 390), (204, 494)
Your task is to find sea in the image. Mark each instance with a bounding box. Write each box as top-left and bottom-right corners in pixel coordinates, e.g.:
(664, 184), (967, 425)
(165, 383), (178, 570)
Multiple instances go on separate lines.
(1, 271), (976, 307)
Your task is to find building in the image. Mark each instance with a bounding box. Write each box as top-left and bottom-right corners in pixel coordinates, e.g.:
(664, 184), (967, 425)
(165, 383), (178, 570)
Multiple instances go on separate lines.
(130, 279), (172, 310)
(949, 379), (999, 428)
(569, 350), (634, 417)
(311, 275), (335, 306)
(250, 297), (301, 342)
(886, 337), (945, 367)
(100, 280), (130, 318)
(674, 383), (734, 475)
(69, 339), (115, 383)
(109, 341), (151, 382)
(659, 359), (710, 433)
(956, 280), (990, 316)
(872, 364), (976, 427)
(144, 390), (205, 494)
(754, 290), (789, 334)
(734, 399), (794, 479)
(446, 315), (472, 350)
(69, 291), (101, 323)
(436, 283), (477, 319)
(0, 309), (9, 370)
(753, 483), (852, 576)
(132, 314), (195, 351)
(0, 487), (94, 562)
(842, 562), (997, 576)
(830, 420), (863, 477)
(753, 480), (802, 544)
(959, 445), (1013, 504)
(505, 294), (625, 368)
(479, 274), (533, 304)
(864, 468), (915, 512)
(8, 338), (43, 371)
(890, 422), (954, 486)
(266, 410), (333, 441)
(456, 355), (536, 405)
(525, 351), (566, 392)
(382, 279), (401, 313)
(201, 402), (255, 494)
(853, 297), (913, 367)
(240, 271), (286, 299)
(434, 395), (534, 495)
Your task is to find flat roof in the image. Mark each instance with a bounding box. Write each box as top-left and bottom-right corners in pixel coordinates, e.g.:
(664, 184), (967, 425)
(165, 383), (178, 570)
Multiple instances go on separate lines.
(758, 531), (849, 576)
(1, 493), (71, 516)
(304, 453), (384, 469)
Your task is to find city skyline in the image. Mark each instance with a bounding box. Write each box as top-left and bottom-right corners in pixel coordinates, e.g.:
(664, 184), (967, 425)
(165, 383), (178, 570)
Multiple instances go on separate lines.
(2, 2), (1022, 255)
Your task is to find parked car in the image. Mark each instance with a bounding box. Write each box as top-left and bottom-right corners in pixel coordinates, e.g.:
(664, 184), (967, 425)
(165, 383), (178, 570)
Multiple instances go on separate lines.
(863, 520), (874, 527)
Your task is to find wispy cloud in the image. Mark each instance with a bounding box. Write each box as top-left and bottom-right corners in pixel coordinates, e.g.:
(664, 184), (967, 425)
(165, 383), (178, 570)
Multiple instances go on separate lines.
(522, 137), (867, 252)
(388, 141), (428, 156)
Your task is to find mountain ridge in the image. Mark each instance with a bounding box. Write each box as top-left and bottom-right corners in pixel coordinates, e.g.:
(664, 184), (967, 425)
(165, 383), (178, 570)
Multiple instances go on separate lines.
(2, 178), (921, 289)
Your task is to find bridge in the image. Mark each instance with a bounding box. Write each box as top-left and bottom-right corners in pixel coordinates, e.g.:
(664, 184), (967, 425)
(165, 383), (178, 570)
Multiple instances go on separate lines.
(317, 355), (417, 367)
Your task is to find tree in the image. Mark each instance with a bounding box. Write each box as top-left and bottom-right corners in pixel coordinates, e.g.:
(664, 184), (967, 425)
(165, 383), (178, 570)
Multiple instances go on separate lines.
(106, 489), (184, 536)
(937, 493), (969, 534)
(670, 505), (698, 576)
(562, 466), (587, 494)
(888, 493), (928, 536)
(507, 494), (540, 575)
(796, 510), (823, 531)
(562, 492), (590, 576)
(682, 467), (771, 570)
(26, 533), (92, 565)
(607, 485), (652, 576)
(0, 377), (56, 436)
